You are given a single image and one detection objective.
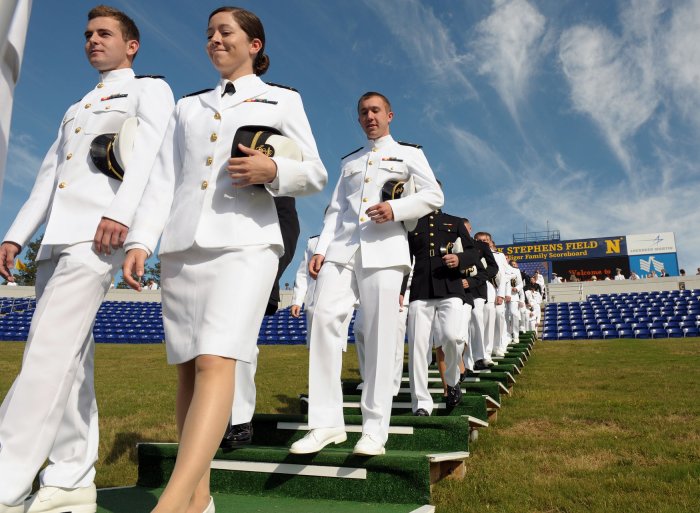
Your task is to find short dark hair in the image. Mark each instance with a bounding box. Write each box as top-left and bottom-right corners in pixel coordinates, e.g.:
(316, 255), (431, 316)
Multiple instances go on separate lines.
(357, 91), (391, 114)
(88, 5), (139, 43)
(209, 6), (269, 76)
(474, 231), (491, 241)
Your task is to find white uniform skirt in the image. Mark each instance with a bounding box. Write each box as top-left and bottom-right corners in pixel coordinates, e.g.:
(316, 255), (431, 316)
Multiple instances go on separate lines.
(160, 244), (279, 365)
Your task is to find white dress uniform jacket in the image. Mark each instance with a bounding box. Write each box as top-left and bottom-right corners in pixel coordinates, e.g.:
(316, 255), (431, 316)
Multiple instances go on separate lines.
(315, 135), (443, 270)
(126, 74), (327, 256)
(4, 68), (174, 254)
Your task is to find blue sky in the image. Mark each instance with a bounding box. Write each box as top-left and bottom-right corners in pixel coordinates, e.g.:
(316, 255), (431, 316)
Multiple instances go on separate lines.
(3, 0), (700, 286)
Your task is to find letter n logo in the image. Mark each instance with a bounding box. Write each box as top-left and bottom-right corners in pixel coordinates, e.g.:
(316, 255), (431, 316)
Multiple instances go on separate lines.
(605, 239), (620, 254)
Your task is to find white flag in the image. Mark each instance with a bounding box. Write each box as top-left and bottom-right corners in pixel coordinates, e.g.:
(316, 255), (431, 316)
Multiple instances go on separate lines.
(0, 0), (32, 200)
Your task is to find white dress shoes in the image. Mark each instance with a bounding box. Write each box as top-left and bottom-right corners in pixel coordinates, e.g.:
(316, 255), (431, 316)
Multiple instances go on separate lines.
(25, 484), (97, 513)
(0, 504), (24, 513)
(289, 427), (347, 454)
(352, 434), (385, 456)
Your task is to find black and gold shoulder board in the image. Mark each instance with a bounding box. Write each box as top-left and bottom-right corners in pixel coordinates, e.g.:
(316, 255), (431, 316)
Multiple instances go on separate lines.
(266, 82), (298, 92)
(341, 147), (362, 160)
(181, 88), (214, 99)
(398, 141), (422, 149)
(135, 75), (165, 79)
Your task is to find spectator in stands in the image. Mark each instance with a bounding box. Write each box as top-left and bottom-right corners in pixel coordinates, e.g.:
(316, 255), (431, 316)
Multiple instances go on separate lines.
(568, 273), (578, 282)
(145, 279), (159, 290)
(679, 269), (686, 276)
(614, 268), (625, 280)
(551, 272), (562, 284)
(0, 7), (174, 513)
(630, 271), (639, 280)
(122, 7), (326, 513)
(590, 275), (598, 281)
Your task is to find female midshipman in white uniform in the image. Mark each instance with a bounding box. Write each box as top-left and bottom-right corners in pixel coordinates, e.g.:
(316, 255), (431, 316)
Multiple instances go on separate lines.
(122, 7), (326, 513)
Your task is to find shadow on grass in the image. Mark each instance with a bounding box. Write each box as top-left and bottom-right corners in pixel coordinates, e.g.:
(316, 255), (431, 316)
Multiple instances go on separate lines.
(105, 432), (162, 465)
(274, 394), (300, 414)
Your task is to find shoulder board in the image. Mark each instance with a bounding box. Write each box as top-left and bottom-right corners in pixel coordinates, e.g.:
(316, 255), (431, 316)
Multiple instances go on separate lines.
(181, 88), (214, 99)
(341, 147), (363, 160)
(309, 234), (320, 239)
(398, 141), (422, 149)
(135, 74), (165, 79)
(266, 81), (298, 92)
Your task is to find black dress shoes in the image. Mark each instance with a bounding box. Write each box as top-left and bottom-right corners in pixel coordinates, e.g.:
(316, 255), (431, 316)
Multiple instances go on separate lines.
(473, 359), (489, 371)
(446, 384), (463, 407)
(414, 408), (430, 416)
(220, 422), (253, 449)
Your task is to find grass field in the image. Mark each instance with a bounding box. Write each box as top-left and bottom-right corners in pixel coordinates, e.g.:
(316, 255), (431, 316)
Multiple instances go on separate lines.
(1, 338), (699, 513)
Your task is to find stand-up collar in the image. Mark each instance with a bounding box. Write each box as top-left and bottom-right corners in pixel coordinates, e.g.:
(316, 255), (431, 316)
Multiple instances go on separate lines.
(98, 68), (135, 84)
(216, 73), (260, 98)
(365, 134), (394, 151)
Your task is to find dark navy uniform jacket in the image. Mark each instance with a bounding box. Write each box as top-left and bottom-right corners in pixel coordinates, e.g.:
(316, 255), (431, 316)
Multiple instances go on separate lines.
(404, 210), (481, 303)
(464, 240), (499, 303)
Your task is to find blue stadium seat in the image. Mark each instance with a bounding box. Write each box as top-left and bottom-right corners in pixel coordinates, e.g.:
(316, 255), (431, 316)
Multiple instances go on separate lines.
(601, 329), (619, 339)
(683, 327), (699, 337)
(634, 328), (651, 339)
(666, 327), (683, 338)
(586, 329), (602, 339)
(649, 327), (667, 338)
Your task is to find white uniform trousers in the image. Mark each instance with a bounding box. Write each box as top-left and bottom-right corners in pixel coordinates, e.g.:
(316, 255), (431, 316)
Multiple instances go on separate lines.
(407, 297), (463, 415)
(308, 252), (403, 444)
(519, 304), (529, 332)
(394, 302), (409, 396)
(529, 304), (541, 332)
(354, 303), (404, 396)
(230, 347), (258, 425)
(482, 301), (496, 357)
(494, 302), (509, 355)
(506, 300), (520, 341)
(466, 298), (486, 366)
(0, 242), (121, 504)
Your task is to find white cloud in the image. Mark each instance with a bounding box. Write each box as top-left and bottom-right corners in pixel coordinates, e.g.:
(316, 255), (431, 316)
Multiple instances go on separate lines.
(661, 0), (700, 129)
(558, 22), (659, 173)
(446, 125), (514, 185)
(362, 0), (477, 98)
(472, 0), (547, 123)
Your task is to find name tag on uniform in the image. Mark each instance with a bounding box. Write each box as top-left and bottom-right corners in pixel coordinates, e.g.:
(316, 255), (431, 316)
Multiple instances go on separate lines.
(381, 157), (403, 162)
(100, 93), (128, 101)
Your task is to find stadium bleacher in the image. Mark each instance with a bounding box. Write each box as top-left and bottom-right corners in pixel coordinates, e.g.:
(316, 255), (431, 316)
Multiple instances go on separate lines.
(0, 298), (356, 345)
(542, 288), (700, 340)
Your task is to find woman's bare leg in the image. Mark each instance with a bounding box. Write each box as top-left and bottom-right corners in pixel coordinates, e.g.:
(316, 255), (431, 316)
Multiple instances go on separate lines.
(152, 355), (236, 513)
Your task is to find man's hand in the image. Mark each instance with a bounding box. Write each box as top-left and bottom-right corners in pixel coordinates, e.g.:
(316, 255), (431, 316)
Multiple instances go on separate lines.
(94, 217), (128, 255)
(496, 296), (504, 306)
(0, 242), (20, 281)
(443, 254), (459, 269)
(122, 249), (148, 291)
(227, 144), (278, 187)
(309, 254), (325, 279)
(462, 278), (469, 289)
(290, 304), (302, 318)
(366, 202), (394, 224)
(399, 294), (404, 311)
(505, 295), (512, 303)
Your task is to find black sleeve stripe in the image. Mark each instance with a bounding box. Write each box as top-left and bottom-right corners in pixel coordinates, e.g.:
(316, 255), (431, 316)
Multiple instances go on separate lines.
(181, 88), (214, 98)
(266, 81), (298, 92)
(341, 147), (363, 160)
(135, 74), (165, 79)
(398, 141), (423, 149)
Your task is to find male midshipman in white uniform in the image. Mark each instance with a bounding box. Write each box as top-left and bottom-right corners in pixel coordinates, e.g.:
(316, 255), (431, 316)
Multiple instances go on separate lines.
(290, 91), (443, 456)
(0, 7), (173, 513)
